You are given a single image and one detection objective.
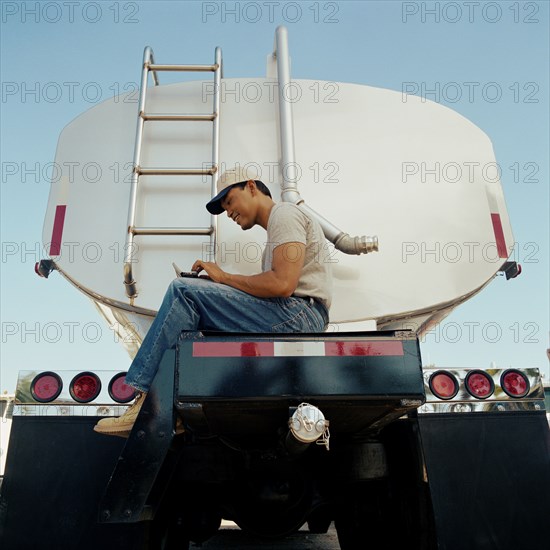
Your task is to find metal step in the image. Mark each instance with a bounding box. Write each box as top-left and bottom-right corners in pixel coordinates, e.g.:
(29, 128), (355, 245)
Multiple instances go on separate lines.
(131, 226), (213, 236)
(137, 166), (217, 176)
(141, 113), (217, 122)
(148, 63), (218, 72)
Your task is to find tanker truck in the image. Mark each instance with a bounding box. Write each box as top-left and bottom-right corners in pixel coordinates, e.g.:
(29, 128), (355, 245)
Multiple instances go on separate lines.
(1, 27), (548, 550)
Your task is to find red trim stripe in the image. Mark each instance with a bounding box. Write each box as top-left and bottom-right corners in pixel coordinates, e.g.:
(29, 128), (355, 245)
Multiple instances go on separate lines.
(490, 213), (508, 258)
(193, 342), (275, 357)
(324, 341), (404, 356)
(49, 205), (67, 256)
(193, 340), (404, 357)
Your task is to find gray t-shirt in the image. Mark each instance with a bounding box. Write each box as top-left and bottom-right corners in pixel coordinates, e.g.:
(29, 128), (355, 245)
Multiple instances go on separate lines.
(262, 203), (332, 309)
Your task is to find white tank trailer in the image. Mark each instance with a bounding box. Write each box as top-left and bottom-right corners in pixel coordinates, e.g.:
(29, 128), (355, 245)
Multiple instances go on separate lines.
(38, 28), (515, 357)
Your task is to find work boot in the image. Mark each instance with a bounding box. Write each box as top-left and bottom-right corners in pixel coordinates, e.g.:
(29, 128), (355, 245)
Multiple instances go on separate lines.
(94, 391), (146, 437)
(175, 416), (185, 435)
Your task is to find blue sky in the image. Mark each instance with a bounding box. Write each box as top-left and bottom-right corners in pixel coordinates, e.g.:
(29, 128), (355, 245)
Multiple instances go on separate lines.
(1, 1), (549, 392)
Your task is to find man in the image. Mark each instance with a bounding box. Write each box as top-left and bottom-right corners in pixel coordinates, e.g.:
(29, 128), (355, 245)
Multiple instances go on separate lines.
(94, 166), (332, 436)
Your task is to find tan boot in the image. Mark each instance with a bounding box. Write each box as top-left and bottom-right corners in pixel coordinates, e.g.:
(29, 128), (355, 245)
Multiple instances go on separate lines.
(175, 416), (185, 435)
(94, 392), (146, 437)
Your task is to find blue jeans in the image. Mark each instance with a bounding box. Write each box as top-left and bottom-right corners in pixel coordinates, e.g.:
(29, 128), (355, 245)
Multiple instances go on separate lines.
(125, 277), (329, 392)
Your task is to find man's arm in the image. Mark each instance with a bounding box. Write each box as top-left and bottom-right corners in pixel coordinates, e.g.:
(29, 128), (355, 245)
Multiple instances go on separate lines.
(192, 241), (305, 298)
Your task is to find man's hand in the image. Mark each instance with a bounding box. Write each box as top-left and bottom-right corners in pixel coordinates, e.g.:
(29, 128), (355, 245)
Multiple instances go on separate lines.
(191, 260), (226, 283)
(190, 242), (305, 298)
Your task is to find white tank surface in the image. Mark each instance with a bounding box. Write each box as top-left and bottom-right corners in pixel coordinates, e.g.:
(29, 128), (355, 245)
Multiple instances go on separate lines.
(41, 40), (513, 356)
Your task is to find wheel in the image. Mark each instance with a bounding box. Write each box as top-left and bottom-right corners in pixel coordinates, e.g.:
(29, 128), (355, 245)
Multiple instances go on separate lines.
(334, 480), (393, 550)
(145, 518), (190, 550)
(146, 482), (221, 549)
(306, 504), (332, 534)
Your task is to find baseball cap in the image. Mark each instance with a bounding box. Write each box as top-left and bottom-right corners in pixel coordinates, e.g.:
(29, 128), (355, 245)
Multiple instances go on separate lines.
(206, 166), (258, 215)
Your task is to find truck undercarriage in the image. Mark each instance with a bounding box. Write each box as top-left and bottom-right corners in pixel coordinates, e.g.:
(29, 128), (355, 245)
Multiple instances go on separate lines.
(2, 331), (548, 550)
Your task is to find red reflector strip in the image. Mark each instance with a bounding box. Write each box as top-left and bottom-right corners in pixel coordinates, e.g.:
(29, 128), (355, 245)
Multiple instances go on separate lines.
(193, 342), (275, 357)
(490, 213), (508, 258)
(193, 341), (404, 357)
(324, 341), (404, 356)
(49, 205), (67, 256)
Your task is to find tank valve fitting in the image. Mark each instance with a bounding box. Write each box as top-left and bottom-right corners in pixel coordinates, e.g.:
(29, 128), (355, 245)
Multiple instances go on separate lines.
(334, 233), (378, 255)
(285, 403), (330, 454)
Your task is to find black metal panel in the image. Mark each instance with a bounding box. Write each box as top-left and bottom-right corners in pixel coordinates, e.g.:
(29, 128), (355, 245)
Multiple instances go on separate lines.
(418, 412), (550, 550)
(174, 332), (424, 438)
(0, 417), (145, 550)
(176, 332), (423, 401)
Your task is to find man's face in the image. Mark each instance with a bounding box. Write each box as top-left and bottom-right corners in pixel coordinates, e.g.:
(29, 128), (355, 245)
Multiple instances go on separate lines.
(221, 183), (256, 230)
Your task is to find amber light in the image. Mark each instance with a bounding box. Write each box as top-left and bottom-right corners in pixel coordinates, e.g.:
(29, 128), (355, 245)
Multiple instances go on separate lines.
(70, 372), (101, 403)
(465, 371), (494, 399)
(429, 371), (459, 400)
(108, 372), (136, 403)
(31, 372), (63, 403)
(501, 370), (529, 398)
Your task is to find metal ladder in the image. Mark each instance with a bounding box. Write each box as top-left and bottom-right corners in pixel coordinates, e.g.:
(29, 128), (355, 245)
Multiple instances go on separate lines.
(123, 46), (222, 301)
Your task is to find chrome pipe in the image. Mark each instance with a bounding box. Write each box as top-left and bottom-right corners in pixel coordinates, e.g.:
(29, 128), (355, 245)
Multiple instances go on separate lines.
(273, 26), (378, 255)
(274, 26), (300, 204)
(299, 203), (379, 254)
(211, 47), (223, 262)
(124, 46), (154, 298)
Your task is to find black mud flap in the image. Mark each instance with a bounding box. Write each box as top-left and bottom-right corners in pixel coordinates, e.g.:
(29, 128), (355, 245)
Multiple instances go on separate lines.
(418, 411), (550, 550)
(0, 350), (177, 550)
(0, 417), (144, 550)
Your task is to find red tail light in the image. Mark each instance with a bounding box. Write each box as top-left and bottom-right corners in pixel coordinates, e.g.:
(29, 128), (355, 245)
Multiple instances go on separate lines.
(465, 371), (494, 399)
(501, 370), (529, 398)
(108, 372), (136, 403)
(69, 372), (101, 403)
(31, 372), (63, 403)
(429, 371), (459, 400)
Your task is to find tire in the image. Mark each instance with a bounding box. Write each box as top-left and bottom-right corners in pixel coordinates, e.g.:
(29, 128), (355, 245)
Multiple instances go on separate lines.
(334, 480), (393, 550)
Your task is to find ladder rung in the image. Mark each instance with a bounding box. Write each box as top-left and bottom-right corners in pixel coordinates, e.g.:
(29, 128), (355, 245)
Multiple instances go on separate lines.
(132, 227), (214, 236)
(141, 113), (216, 122)
(148, 63), (218, 73)
(138, 167), (217, 176)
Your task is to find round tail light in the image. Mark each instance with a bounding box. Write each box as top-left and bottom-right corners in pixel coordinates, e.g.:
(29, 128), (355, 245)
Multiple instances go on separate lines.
(31, 372), (63, 403)
(70, 372), (101, 403)
(501, 370), (529, 398)
(465, 370), (494, 399)
(429, 371), (459, 400)
(108, 372), (136, 403)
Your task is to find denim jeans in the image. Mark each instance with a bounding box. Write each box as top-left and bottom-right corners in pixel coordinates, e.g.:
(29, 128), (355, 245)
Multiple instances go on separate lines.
(125, 277), (329, 392)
